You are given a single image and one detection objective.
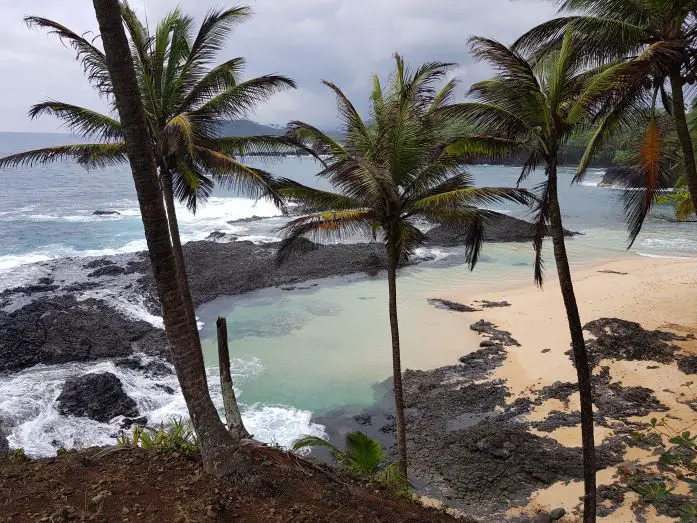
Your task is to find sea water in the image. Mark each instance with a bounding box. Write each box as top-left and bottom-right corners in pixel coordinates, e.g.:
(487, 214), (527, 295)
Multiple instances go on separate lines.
(1, 131), (695, 455)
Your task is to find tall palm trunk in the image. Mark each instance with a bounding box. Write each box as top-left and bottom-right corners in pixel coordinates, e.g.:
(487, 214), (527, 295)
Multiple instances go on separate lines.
(160, 167), (198, 326)
(547, 163), (596, 522)
(386, 238), (408, 479)
(670, 72), (697, 213)
(92, 0), (246, 476)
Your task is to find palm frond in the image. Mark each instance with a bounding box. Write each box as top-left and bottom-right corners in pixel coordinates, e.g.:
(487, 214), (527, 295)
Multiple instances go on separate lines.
(163, 113), (196, 157)
(323, 80), (374, 155)
(343, 431), (384, 476)
(275, 178), (363, 211)
(213, 135), (299, 158)
(410, 184), (533, 211)
(29, 101), (122, 142)
(285, 121), (348, 163)
(0, 143), (127, 170)
(172, 159), (214, 212)
(180, 57), (245, 111)
(292, 435), (344, 462)
(25, 16), (111, 94)
(531, 180), (551, 287)
(468, 37), (540, 93)
(192, 75), (296, 121)
(277, 209), (376, 264)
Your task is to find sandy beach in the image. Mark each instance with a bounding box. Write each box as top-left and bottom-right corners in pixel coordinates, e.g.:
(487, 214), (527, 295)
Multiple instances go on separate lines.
(435, 255), (697, 521)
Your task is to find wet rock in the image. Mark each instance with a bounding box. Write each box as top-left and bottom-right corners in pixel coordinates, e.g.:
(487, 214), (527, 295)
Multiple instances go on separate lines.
(120, 416), (148, 429)
(56, 372), (138, 422)
(0, 283), (59, 298)
(62, 281), (101, 293)
(114, 356), (172, 377)
(227, 215), (268, 224)
(206, 230), (228, 241)
(83, 259), (113, 269)
(0, 420), (8, 455)
(87, 264), (126, 278)
(426, 212), (577, 246)
(0, 296), (168, 372)
(458, 344), (509, 381)
(92, 210), (121, 216)
(598, 166), (644, 188)
(470, 319), (520, 346)
(578, 318), (688, 367)
(427, 298), (480, 312)
(155, 384), (175, 395)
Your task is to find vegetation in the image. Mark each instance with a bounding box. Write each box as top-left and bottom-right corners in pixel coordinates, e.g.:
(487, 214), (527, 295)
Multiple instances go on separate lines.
(276, 54), (531, 478)
(91, 0), (244, 476)
(293, 432), (407, 491)
(514, 0), (697, 233)
(117, 418), (200, 455)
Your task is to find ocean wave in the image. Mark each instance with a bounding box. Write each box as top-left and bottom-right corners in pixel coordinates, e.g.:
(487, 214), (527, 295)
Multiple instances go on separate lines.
(0, 355), (323, 457)
(639, 237), (697, 252)
(636, 252), (697, 259)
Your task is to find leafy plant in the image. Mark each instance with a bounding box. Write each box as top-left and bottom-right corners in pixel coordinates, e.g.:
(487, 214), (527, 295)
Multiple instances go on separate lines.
(9, 447), (28, 461)
(293, 431), (408, 491)
(629, 383), (697, 521)
(117, 417), (199, 455)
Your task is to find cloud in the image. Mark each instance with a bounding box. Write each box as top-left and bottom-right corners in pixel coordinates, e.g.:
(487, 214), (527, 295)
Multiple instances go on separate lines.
(0, 0), (558, 132)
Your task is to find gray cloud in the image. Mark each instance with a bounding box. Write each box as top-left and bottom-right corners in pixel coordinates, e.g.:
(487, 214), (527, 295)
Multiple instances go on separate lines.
(0, 0), (558, 132)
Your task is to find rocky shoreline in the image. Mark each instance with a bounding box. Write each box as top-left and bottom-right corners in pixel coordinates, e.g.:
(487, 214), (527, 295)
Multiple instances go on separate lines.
(314, 313), (697, 521)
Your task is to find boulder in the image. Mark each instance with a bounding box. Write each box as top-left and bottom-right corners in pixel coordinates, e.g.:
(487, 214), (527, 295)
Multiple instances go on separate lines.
(426, 212), (577, 247)
(87, 264), (127, 278)
(56, 372), (139, 422)
(598, 166), (645, 188)
(550, 507), (566, 521)
(92, 210), (121, 216)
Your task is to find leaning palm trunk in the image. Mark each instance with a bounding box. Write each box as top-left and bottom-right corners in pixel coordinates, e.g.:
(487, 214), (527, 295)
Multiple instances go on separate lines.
(669, 72), (697, 213)
(547, 165), (596, 522)
(386, 238), (408, 478)
(160, 167), (199, 328)
(92, 0), (246, 476)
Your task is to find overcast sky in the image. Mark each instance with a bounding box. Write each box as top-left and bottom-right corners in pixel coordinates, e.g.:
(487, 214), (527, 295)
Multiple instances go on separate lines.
(0, 0), (559, 132)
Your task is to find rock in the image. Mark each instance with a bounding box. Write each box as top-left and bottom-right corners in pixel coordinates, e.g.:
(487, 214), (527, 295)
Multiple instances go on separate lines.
(549, 508), (566, 521)
(479, 340), (496, 347)
(470, 319), (520, 346)
(476, 300), (511, 308)
(57, 372), (139, 422)
(227, 215), (267, 224)
(0, 420), (8, 455)
(426, 212), (577, 247)
(0, 296), (168, 372)
(427, 298), (480, 312)
(87, 264), (126, 278)
(120, 416), (148, 429)
(677, 355), (697, 374)
(206, 230), (227, 240)
(578, 318), (689, 367)
(532, 514), (553, 523)
(115, 356), (172, 377)
(92, 210), (120, 216)
(598, 166), (645, 188)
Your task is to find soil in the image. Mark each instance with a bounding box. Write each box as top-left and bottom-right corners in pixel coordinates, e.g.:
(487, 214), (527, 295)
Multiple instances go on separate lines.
(0, 447), (461, 523)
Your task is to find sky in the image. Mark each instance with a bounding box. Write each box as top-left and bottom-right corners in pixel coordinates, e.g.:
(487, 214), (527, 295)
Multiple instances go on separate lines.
(0, 0), (560, 132)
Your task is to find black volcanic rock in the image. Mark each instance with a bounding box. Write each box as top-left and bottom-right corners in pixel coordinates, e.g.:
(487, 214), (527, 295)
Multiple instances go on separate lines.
(56, 372), (138, 422)
(598, 166), (644, 188)
(0, 296), (168, 372)
(425, 212), (577, 246)
(92, 210), (121, 216)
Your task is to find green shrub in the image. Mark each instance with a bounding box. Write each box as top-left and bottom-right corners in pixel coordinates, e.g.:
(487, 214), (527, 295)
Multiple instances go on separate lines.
(9, 448), (28, 461)
(116, 417), (199, 454)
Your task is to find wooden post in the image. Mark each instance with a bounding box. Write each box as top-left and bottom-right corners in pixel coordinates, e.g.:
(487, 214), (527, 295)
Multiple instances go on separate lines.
(216, 317), (250, 440)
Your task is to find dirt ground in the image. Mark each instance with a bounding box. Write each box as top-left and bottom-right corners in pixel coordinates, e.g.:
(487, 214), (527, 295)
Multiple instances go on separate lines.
(0, 447), (460, 522)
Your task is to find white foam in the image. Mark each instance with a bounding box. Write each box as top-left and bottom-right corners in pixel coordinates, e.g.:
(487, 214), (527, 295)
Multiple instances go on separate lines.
(0, 355), (324, 457)
(580, 180), (599, 187)
(639, 237), (697, 252)
(636, 252), (697, 259)
(413, 247), (453, 261)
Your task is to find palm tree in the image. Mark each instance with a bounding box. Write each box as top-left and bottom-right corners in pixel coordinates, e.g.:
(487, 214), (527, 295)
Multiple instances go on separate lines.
(512, 0), (697, 214)
(448, 30), (670, 521)
(90, 0), (246, 476)
(293, 431), (407, 489)
(0, 3), (295, 331)
(276, 55), (532, 478)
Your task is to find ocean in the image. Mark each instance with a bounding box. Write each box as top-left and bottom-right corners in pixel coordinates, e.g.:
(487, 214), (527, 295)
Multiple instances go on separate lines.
(1, 131), (696, 456)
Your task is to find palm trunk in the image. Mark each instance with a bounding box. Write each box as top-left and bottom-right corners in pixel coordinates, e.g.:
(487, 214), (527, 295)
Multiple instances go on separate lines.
(160, 168), (198, 329)
(217, 317), (250, 440)
(547, 164), (596, 522)
(386, 239), (408, 479)
(670, 72), (697, 213)
(92, 0), (246, 477)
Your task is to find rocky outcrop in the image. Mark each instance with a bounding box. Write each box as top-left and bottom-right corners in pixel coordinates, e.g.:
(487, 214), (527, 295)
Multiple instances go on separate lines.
(0, 420), (8, 455)
(92, 210), (121, 216)
(425, 212), (577, 247)
(0, 296), (168, 372)
(56, 372), (138, 422)
(598, 166), (644, 188)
